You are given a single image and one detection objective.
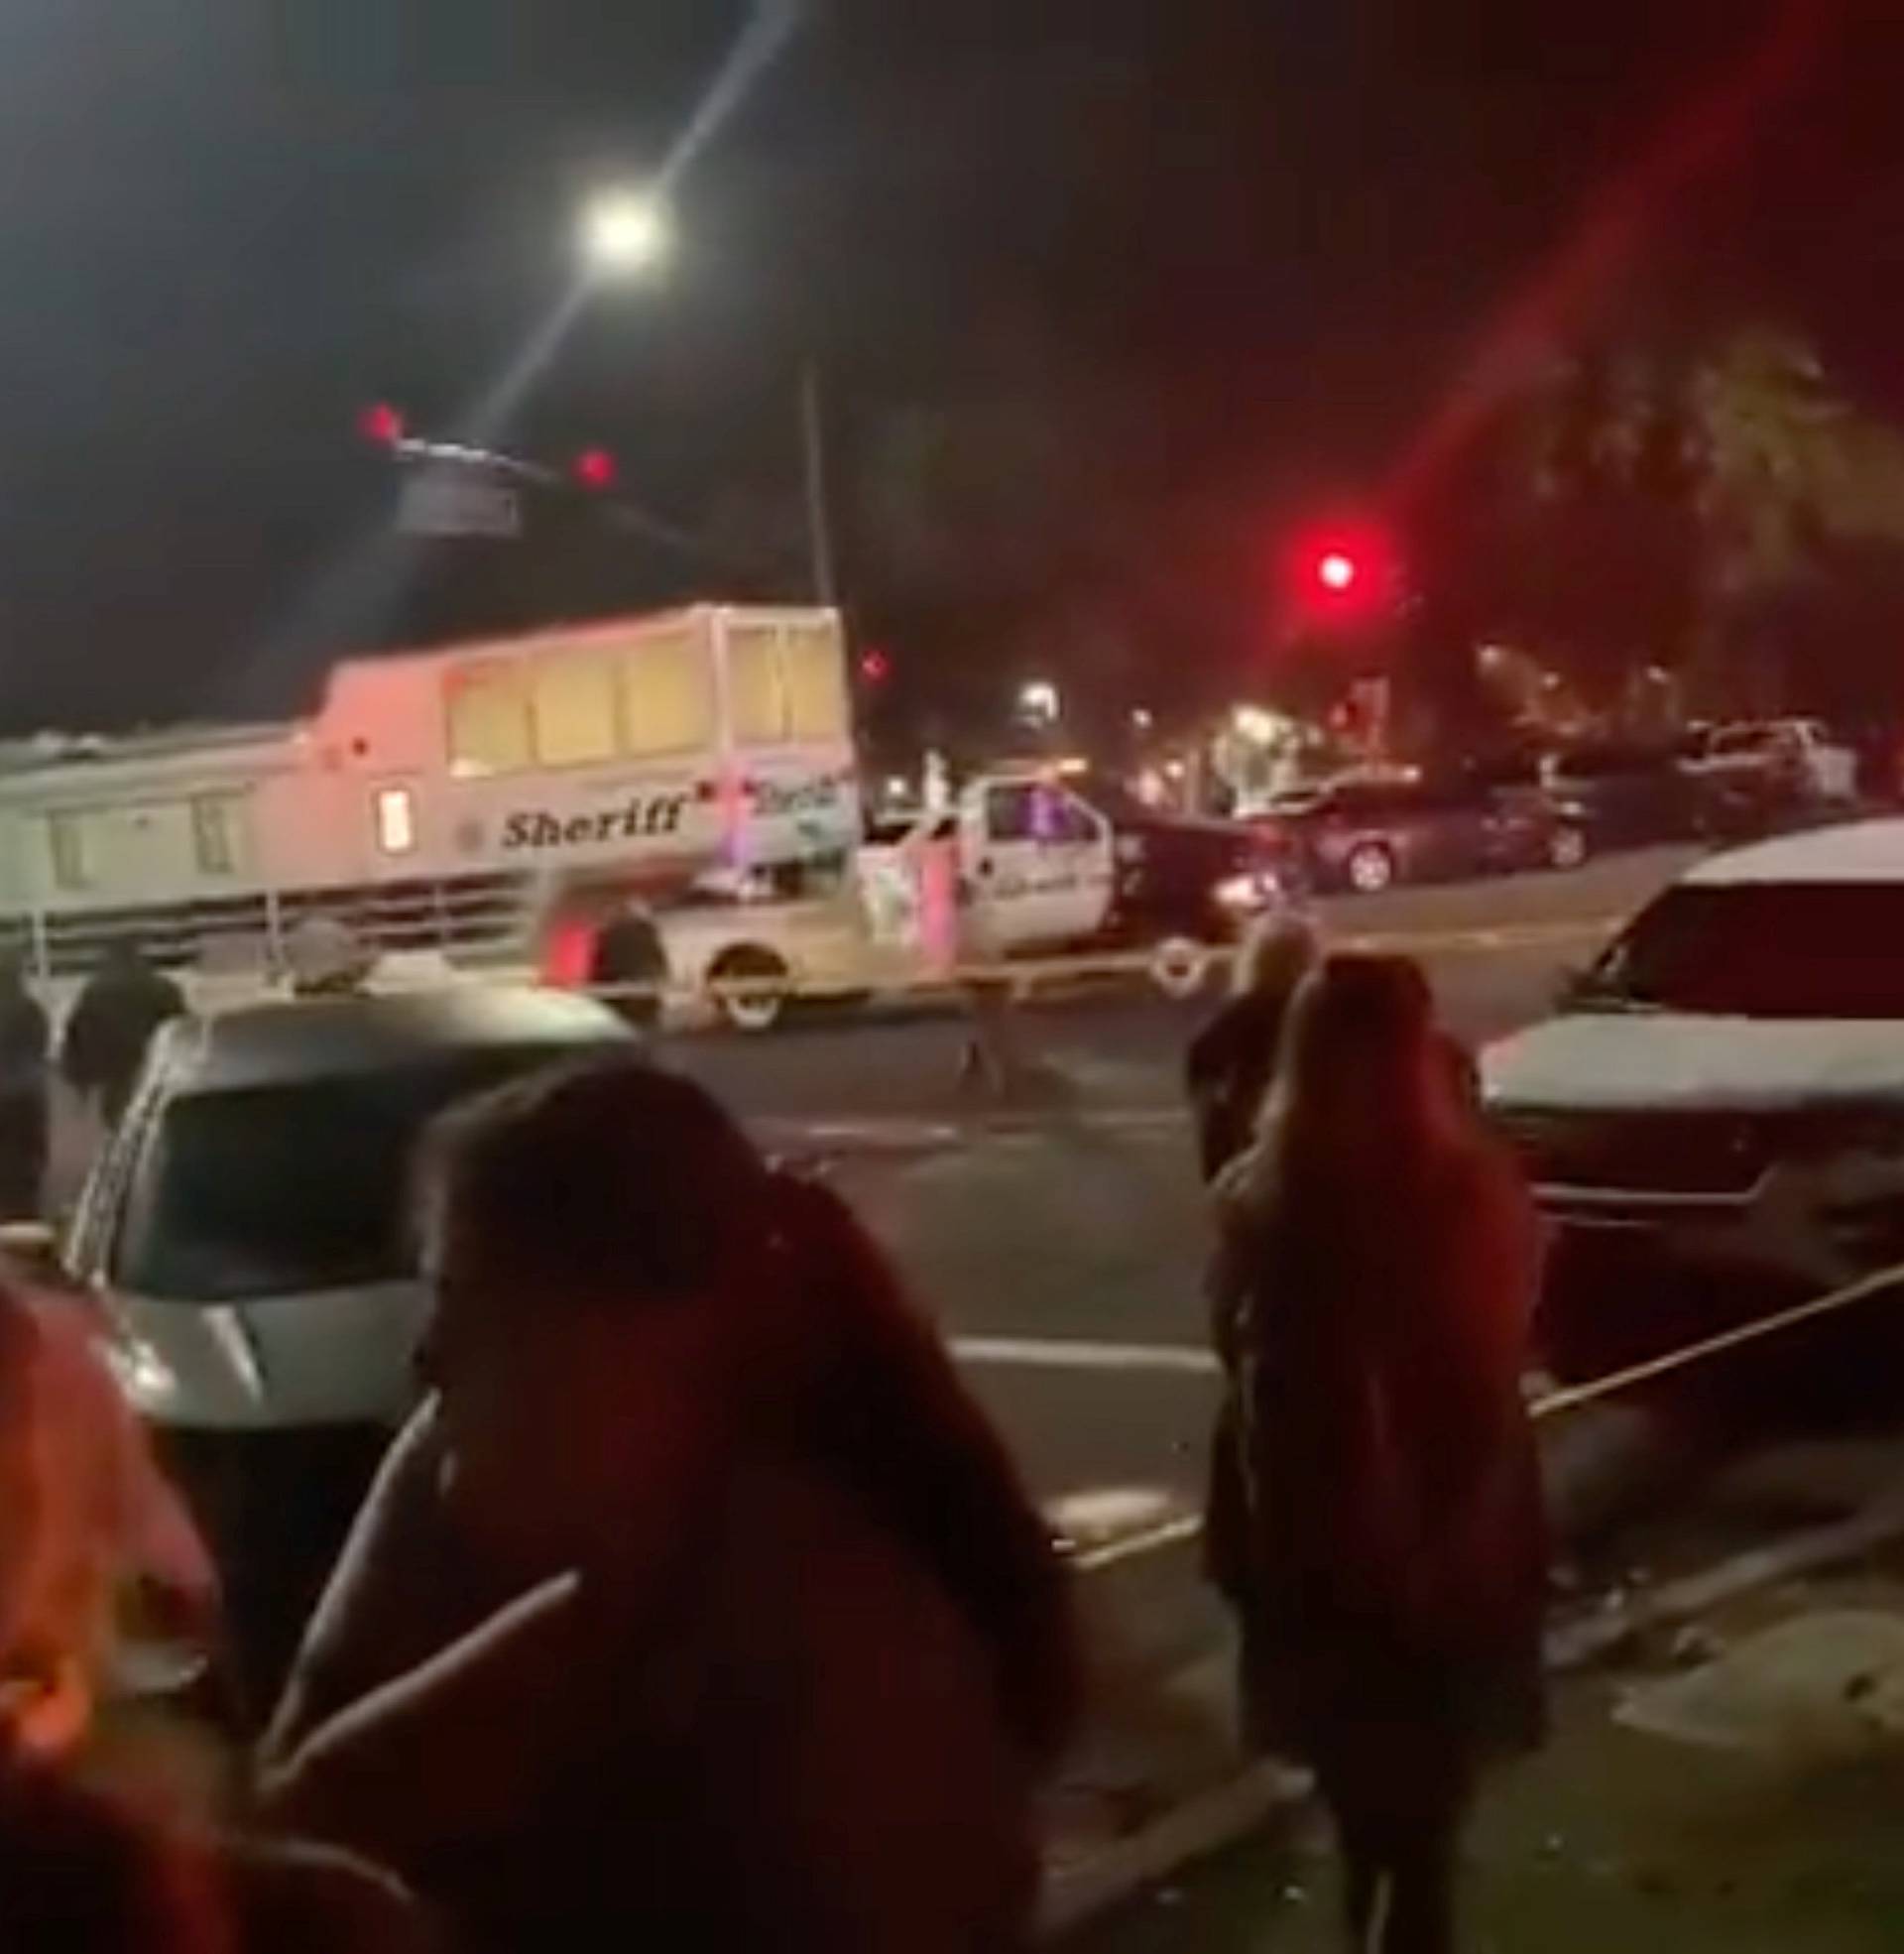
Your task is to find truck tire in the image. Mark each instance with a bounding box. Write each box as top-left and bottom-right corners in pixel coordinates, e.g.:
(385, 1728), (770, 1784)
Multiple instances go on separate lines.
(1344, 840), (1396, 895)
(709, 944), (791, 1033)
(1149, 936), (1211, 1000)
(1546, 823), (1590, 872)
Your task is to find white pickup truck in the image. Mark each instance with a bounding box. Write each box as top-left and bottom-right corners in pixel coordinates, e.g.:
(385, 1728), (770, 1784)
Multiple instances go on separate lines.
(588, 769), (1293, 1030)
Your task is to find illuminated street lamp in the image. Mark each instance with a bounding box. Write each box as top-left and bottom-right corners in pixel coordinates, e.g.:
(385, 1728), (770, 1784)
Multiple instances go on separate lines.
(580, 191), (672, 279)
(1017, 678), (1061, 726)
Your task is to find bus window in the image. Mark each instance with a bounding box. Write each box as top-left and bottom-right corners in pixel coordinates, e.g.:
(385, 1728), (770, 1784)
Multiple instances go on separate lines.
(783, 620), (847, 742)
(532, 655), (619, 768)
(446, 663), (533, 777)
(47, 810), (94, 892)
(191, 793), (247, 877)
(623, 624), (715, 756)
(727, 623), (787, 745)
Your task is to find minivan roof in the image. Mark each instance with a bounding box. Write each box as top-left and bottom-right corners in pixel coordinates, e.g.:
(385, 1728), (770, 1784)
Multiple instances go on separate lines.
(1684, 817), (1904, 888)
(149, 986), (634, 1094)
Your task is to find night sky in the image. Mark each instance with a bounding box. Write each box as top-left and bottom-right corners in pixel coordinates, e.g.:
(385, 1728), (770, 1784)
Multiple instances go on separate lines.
(0, 0), (1897, 732)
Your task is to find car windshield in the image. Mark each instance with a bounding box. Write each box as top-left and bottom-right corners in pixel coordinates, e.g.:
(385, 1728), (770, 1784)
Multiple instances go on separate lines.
(115, 1046), (612, 1303)
(1586, 882), (1904, 1020)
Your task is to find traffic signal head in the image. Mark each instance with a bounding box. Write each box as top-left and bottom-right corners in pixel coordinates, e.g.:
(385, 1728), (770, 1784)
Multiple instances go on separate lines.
(574, 447), (618, 491)
(1282, 519), (1396, 625)
(859, 648), (892, 684)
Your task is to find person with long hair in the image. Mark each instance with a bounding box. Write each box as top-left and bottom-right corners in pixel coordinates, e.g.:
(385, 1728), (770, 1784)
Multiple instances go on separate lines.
(1187, 913), (1321, 1643)
(1185, 912), (1321, 1185)
(1209, 955), (1547, 1954)
(259, 1058), (1078, 1953)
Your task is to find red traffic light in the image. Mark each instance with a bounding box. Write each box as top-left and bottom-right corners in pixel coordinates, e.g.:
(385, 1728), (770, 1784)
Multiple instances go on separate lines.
(359, 403), (406, 447)
(574, 447), (617, 491)
(858, 649), (892, 684)
(1283, 518), (1396, 623)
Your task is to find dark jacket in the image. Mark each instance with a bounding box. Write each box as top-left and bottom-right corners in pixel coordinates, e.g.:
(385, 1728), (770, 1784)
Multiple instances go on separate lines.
(0, 990), (48, 1103)
(1185, 991), (1294, 1183)
(262, 1404), (1049, 1954)
(60, 964), (184, 1117)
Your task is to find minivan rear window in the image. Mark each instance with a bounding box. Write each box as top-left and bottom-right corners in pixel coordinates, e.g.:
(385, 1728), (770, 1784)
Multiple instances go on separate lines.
(1589, 882), (1904, 1020)
(114, 1046), (617, 1303)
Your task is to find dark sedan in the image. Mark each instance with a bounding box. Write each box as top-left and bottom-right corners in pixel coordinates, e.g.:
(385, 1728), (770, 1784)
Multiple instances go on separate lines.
(1253, 775), (1588, 895)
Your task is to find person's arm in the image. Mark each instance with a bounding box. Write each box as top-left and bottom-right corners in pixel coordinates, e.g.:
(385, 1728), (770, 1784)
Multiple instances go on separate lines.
(257, 1573), (591, 1866)
(260, 1402), (465, 1770)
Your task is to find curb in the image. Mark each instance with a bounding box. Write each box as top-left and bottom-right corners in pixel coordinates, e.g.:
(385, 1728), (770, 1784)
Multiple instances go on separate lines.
(1038, 1487), (1904, 1939)
(1038, 1762), (1310, 1939)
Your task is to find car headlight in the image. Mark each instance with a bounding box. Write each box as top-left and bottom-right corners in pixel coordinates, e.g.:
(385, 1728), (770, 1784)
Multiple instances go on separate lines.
(104, 1335), (179, 1411)
(1214, 871), (1277, 912)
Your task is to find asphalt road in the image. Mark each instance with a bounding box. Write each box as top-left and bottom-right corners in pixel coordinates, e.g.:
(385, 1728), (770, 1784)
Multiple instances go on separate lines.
(670, 845), (1694, 1133)
(660, 845), (1694, 1551)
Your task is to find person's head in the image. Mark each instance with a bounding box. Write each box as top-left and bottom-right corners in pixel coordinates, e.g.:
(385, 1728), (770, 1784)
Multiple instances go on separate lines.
(0, 1284), (212, 1766)
(99, 940), (144, 979)
(1231, 911), (1319, 1003)
(1261, 953), (1463, 1173)
(416, 1059), (785, 1564)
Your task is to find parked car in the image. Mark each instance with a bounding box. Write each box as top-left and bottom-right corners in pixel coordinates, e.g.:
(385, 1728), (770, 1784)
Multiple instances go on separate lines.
(1541, 741), (1705, 847)
(1485, 818), (1904, 1383)
(1683, 718), (1859, 807)
(1255, 773), (1588, 895)
(63, 985), (636, 1697)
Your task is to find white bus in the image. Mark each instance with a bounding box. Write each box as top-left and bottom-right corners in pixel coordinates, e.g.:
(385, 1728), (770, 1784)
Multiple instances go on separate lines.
(0, 604), (860, 982)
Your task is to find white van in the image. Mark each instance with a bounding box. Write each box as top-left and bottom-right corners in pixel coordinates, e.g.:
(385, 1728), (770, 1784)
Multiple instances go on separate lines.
(1486, 818), (1904, 1379)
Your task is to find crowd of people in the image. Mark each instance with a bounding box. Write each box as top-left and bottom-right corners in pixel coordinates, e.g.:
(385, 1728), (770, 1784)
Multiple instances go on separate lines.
(0, 921), (1546, 1952)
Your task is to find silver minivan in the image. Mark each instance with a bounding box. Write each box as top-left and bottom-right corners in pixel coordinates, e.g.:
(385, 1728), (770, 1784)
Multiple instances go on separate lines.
(65, 985), (635, 1698)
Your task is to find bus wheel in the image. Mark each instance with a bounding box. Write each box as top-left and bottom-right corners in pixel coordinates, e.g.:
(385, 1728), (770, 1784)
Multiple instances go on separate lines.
(710, 944), (791, 1033)
(1149, 936), (1210, 1000)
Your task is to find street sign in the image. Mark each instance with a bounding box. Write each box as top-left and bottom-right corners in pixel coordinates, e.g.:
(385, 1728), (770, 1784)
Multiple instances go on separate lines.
(398, 464), (523, 539)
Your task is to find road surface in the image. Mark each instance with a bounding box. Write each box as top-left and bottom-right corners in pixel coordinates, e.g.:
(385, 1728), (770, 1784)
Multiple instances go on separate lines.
(662, 848), (1695, 1705)
(662, 847), (1690, 1540)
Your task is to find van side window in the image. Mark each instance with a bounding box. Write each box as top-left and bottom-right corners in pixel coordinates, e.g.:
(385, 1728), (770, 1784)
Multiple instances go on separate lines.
(47, 810), (93, 892)
(445, 664), (533, 778)
(531, 656), (619, 768)
(191, 794), (245, 877)
(727, 624), (787, 745)
(624, 626), (716, 756)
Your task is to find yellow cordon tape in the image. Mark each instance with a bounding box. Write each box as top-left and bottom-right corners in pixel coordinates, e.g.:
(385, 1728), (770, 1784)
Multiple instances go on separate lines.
(1527, 1255), (1904, 1418)
(1070, 1253), (1904, 1575)
(570, 915), (1626, 1014)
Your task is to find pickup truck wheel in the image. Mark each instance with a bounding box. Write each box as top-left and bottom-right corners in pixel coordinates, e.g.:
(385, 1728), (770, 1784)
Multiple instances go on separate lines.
(710, 945), (791, 1033)
(1344, 841), (1396, 895)
(1547, 824), (1590, 872)
(1149, 936), (1211, 1000)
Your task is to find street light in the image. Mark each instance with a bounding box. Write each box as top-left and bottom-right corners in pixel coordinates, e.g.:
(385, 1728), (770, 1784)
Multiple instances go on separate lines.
(581, 191), (672, 279)
(1018, 679), (1061, 726)
(574, 190), (839, 606)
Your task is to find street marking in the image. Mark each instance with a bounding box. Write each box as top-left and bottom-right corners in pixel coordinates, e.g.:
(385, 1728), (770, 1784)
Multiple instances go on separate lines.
(952, 1335), (1219, 1376)
(1068, 1514), (1205, 1574)
(1046, 1485), (1184, 1542)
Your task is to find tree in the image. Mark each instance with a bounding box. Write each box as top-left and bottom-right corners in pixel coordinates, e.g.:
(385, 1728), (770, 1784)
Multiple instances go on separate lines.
(1438, 325), (1904, 720)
